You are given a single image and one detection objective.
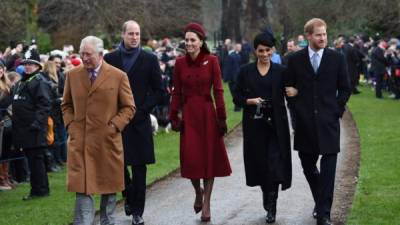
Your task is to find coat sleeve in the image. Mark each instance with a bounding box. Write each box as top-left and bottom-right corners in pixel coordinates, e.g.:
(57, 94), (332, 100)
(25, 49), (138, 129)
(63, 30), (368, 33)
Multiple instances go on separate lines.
(283, 55), (297, 108)
(110, 73), (136, 131)
(30, 78), (51, 130)
(169, 60), (182, 123)
(138, 55), (163, 114)
(61, 71), (74, 128)
(337, 54), (351, 116)
(212, 57), (227, 120)
(283, 54), (296, 88)
(232, 66), (247, 107)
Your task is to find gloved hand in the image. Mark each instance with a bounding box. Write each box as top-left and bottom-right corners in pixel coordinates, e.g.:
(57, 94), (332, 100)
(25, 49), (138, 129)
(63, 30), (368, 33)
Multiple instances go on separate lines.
(171, 120), (183, 132)
(217, 119), (227, 136)
(30, 121), (41, 131)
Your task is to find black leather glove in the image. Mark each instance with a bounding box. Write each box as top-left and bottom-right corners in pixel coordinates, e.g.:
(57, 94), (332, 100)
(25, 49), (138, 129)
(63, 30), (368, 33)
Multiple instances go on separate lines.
(171, 120), (183, 132)
(217, 119), (227, 136)
(30, 121), (41, 131)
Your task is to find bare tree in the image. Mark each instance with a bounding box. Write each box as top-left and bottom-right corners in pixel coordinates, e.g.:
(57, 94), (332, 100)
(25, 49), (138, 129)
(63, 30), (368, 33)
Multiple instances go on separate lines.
(0, 0), (29, 49)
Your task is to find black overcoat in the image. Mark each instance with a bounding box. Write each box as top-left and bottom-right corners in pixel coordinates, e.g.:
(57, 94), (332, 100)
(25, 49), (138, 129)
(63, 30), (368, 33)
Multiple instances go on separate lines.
(104, 49), (163, 165)
(284, 47), (351, 154)
(370, 47), (390, 75)
(233, 63), (292, 190)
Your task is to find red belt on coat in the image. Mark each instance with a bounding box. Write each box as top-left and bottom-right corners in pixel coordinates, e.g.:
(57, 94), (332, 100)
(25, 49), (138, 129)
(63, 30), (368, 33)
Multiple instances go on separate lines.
(182, 94), (212, 104)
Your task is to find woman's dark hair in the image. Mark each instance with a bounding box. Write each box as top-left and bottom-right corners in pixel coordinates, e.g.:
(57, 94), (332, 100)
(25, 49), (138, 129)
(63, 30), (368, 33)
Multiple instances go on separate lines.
(253, 27), (276, 49)
(186, 30), (211, 54)
(0, 59), (5, 68)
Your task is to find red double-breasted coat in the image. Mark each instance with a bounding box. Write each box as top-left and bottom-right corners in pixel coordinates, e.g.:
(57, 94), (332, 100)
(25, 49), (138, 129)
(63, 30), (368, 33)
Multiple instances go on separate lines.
(169, 52), (232, 179)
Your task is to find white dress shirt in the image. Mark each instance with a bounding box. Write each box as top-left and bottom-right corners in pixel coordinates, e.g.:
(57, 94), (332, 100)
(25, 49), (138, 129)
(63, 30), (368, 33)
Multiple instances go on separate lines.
(308, 46), (324, 69)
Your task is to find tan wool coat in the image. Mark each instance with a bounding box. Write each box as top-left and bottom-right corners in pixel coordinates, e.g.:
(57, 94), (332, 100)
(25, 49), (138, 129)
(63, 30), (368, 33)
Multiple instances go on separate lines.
(62, 62), (135, 194)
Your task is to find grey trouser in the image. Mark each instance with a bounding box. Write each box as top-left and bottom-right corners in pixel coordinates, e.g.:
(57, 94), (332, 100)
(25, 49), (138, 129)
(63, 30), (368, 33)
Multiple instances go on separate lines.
(73, 193), (116, 225)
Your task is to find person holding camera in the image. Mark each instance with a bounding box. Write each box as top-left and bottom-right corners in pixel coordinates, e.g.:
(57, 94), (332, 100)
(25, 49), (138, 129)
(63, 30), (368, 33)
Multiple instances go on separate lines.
(233, 29), (292, 224)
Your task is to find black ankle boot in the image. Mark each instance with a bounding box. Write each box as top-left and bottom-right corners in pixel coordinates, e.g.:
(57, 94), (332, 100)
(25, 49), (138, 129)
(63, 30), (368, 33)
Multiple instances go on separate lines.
(265, 192), (277, 223)
(266, 210), (276, 223)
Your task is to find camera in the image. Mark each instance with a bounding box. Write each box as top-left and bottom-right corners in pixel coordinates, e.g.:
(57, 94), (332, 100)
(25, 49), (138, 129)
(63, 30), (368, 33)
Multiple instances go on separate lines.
(253, 98), (273, 125)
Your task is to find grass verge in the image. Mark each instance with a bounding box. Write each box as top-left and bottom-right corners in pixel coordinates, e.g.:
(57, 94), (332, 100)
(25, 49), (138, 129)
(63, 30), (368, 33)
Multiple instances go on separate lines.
(347, 85), (400, 225)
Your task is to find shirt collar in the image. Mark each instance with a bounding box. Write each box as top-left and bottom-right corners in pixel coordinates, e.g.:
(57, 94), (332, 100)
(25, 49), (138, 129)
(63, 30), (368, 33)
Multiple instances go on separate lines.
(89, 60), (102, 75)
(308, 46), (324, 59)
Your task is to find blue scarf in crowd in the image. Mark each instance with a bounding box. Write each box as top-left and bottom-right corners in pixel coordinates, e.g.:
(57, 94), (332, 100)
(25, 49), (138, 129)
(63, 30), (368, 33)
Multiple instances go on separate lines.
(119, 42), (141, 72)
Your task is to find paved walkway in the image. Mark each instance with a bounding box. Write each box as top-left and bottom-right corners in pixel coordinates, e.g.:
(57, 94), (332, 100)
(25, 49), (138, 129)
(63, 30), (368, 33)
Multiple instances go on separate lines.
(100, 112), (356, 225)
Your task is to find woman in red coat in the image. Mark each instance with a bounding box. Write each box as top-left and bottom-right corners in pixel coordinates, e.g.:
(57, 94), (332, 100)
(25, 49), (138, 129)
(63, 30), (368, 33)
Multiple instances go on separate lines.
(169, 22), (232, 222)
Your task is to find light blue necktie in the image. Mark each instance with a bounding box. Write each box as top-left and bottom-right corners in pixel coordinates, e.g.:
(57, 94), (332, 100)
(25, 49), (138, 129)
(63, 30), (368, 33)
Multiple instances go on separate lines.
(311, 53), (319, 73)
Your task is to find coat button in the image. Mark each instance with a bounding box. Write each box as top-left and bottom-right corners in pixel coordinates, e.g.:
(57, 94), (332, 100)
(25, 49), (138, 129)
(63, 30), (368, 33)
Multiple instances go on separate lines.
(314, 110), (318, 114)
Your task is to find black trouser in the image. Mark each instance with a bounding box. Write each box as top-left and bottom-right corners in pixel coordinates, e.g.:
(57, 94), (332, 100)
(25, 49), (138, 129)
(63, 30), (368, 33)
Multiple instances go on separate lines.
(350, 72), (360, 93)
(395, 76), (400, 99)
(24, 148), (49, 196)
(124, 165), (147, 216)
(375, 72), (384, 98)
(298, 152), (337, 220)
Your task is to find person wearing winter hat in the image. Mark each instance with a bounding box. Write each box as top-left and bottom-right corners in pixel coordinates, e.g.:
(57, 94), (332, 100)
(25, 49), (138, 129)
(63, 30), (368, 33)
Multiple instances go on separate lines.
(10, 47), (51, 200)
(21, 48), (42, 70)
(169, 22), (231, 222)
(70, 58), (81, 67)
(15, 65), (25, 76)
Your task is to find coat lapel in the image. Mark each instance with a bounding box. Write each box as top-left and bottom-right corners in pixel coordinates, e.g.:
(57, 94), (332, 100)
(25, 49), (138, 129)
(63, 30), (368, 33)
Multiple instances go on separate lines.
(89, 62), (111, 95)
(114, 51), (123, 70)
(76, 66), (91, 92)
(302, 48), (316, 76)
(270, 64), (279, 100)
(127, 51), (144, 77)
(316, 48), (330, 76)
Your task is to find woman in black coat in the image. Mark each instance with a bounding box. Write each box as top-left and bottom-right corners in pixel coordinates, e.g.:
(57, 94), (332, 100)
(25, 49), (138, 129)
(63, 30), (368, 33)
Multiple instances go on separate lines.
(233, 31), (292, 223)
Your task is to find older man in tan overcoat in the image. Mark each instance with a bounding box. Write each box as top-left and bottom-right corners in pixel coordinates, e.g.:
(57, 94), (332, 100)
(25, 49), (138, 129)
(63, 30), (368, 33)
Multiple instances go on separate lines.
(62, 36), (135, 225)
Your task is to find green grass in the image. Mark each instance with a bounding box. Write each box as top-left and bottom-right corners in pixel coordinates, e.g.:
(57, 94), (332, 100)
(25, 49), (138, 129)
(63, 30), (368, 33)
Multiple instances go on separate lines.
(347, 85), (400, 225)
(0, 83), (241, 225)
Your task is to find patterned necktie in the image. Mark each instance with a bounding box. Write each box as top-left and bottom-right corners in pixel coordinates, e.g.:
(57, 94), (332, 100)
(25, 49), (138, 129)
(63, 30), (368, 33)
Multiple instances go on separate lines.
(89, 70), (96, 84)
(311, 53), (319, 73)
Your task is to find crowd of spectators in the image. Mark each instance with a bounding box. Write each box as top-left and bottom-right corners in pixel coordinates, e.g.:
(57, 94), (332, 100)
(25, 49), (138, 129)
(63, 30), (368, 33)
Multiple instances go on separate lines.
(1, 32), (398, 194)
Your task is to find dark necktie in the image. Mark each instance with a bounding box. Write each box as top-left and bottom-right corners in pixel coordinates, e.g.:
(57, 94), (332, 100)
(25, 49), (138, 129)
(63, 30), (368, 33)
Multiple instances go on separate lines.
(89, 70), (96, 84)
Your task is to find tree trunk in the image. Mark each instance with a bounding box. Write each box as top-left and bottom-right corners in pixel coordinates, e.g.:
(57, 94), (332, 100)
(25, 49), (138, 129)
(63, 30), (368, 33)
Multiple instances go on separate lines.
(275, 0), (293, 53)
(231, 0), (242, 42)
(221, 0), (230, 40)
